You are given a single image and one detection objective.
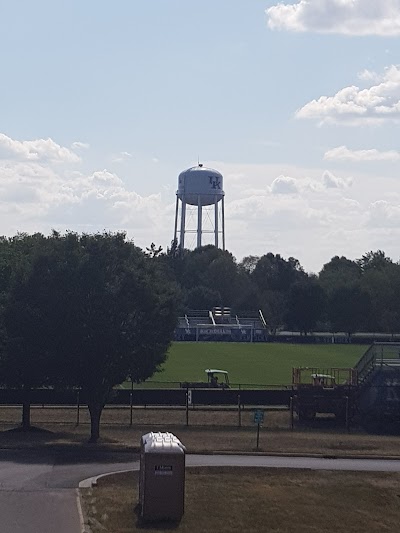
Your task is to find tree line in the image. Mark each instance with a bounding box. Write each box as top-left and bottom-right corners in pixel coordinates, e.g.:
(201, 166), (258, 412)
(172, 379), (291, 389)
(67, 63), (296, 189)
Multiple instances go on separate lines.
(158, 243), (400, 337)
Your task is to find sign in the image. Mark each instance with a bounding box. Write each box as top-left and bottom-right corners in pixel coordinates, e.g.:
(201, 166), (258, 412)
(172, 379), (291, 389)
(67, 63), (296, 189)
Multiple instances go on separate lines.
(155, 465), (173, 476)
(254, 409), (264, 424)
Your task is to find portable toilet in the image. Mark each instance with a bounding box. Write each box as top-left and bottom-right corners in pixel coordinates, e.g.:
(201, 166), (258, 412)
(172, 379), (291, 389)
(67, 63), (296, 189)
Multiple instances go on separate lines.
(139, 432), (186, 522)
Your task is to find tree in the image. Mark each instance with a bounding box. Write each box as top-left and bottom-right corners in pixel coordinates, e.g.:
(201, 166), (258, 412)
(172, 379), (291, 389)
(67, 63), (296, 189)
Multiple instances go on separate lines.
(361, 263), (400, 333)
(0, 232), (180, 441)
(238, 255), (260, 275)
(285, 277), (325, 335)
(145, 242), (163, 258)
(179, 246), (239, 308)
(185, 286), (222, 310)
(327, 284), (371, 336)
(357, 250), (393, 272)
(252, 253), (305, 333)
(0, 233), (51, 430)
(252, 253), (305, 293)
(319, 256), (361, 293)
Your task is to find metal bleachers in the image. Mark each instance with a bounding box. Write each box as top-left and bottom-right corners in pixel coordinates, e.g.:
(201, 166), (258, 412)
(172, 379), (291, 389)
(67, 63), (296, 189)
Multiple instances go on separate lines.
(356, 342), (400, 386)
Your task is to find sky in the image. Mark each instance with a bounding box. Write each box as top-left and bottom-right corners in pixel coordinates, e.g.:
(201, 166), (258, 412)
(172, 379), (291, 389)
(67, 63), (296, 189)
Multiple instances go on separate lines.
(1, 0), (400, 273)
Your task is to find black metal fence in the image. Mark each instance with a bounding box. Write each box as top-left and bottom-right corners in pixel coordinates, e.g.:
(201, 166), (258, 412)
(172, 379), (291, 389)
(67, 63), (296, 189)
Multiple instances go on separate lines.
(0, 388), (292, 408)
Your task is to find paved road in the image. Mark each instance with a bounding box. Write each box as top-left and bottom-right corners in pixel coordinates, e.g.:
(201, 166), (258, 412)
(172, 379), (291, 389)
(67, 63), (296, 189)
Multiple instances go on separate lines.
(186, 454), (400, 472)
(0, 449), (138, 533)
(2, 449), (400, 533)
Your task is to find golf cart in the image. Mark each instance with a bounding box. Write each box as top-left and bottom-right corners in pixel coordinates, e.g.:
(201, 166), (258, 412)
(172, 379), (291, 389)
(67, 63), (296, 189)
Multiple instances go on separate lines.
(180, 369), (230, 389)
(205, 369), (230, 389)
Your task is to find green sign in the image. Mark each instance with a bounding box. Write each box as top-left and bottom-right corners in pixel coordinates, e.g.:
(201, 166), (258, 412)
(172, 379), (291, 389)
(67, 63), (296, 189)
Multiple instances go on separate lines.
(254, 409), (264, 424)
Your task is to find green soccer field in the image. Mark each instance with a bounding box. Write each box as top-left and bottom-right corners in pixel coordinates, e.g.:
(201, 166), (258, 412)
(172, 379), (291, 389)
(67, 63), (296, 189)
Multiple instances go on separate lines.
(138, 342), (368, 387)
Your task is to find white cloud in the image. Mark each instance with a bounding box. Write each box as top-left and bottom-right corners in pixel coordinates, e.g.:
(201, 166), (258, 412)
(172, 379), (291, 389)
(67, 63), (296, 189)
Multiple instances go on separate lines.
(324, 145), (400, 162)
(111, 151), (133, 163)
(0, 136), (168, 244)
(366, 200), (400, 227)
(357, 69), (382, 83)
(322, 170), (353, 189)
(270, 171), (352, 195)
(296, 65), (400, 125)
(271, 175), (299, 194)
(71, 141), (90, 150)
(266, 0), (400, 36)
(0, 133), (80, 163)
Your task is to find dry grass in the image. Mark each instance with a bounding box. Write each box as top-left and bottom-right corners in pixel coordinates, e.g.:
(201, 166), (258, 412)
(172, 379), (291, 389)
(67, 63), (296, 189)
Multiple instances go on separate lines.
(82, 467), (400, 533)
(1, 406), (400, 457)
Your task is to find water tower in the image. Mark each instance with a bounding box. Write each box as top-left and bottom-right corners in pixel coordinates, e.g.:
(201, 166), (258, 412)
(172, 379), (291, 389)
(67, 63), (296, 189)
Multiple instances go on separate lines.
(173, 164), (225, 250)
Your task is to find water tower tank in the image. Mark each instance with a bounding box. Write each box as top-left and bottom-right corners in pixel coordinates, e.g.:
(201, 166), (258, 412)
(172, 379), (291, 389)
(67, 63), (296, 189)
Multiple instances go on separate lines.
(174, 164), (225, 250)
(177, 165), (224, 206)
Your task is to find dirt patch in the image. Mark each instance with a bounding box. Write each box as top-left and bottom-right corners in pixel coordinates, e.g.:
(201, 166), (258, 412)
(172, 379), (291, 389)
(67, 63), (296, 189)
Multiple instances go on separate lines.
(1, 407), (400, 457)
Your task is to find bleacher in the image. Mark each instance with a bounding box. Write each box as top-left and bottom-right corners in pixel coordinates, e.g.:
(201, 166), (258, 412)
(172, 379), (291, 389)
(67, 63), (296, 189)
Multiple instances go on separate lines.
(174, 308), (268, 342)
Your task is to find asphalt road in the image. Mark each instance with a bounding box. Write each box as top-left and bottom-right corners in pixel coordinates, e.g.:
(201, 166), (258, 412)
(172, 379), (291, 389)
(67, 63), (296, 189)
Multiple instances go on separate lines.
(0, 449), (138, 533)
(2, 449), (400, 533)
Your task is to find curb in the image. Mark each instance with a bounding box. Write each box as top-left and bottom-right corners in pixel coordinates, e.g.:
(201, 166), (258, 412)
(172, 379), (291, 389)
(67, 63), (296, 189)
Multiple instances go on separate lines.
(77, 452), (400, 491)
(79, 466), (139, 489)
(76, 488), (92, 533)
(2, 443), (400, 461)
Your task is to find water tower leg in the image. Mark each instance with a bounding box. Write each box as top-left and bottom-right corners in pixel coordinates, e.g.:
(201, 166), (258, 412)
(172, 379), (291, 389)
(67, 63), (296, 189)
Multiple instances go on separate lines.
(221, 196), (226, 250)
(197, 196), (202, 248)
(180, 200), (186, 249)
(214, 196), (219, 248)
(173, 195), (179, 244)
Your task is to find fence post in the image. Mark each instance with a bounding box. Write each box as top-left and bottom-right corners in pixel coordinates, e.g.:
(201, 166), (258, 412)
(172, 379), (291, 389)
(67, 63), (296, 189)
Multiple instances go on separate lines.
(76, 390), (80, 427)
(238, 394), (241, 428)
(290, 396), (294, 431)
(129, 379), (134, 426)
(130, 392), (133, 426)
(185, 390), (189, 426)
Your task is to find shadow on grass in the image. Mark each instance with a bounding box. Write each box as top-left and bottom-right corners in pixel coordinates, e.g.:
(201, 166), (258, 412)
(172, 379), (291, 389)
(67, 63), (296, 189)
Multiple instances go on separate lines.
(133, 504), (181, 530)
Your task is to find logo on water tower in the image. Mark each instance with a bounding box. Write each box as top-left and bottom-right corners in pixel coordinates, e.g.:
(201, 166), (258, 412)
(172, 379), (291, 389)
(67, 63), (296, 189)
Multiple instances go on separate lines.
(209, 175), (221, 190)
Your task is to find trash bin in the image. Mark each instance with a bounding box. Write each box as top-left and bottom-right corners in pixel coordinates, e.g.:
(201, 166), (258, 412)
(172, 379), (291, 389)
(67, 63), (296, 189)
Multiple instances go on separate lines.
(139, 432), (186, 522)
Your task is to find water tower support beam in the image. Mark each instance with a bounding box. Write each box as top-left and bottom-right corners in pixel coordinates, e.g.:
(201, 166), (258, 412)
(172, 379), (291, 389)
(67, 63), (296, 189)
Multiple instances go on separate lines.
(197, 196), (202, 248)
(173, 195), (179, 244)
(180, 200), (186, 249)
(222, 196), (226, 250)
(214, 195), (219, 248)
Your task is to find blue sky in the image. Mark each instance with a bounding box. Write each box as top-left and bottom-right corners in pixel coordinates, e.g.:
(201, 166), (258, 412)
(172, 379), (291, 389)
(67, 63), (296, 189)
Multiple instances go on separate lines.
(1, 1), (400, 272)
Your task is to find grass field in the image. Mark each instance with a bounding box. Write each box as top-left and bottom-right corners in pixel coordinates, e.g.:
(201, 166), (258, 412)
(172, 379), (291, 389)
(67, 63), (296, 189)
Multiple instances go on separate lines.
(142, 342), (368, 386)
(82, 468), (400, 532)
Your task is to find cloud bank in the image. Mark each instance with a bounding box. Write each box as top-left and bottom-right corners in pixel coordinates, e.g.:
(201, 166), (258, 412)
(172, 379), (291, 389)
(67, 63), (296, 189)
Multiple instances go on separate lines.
(296, 65), (400, 125)
(266, 0), (400, 36)
(0, 133), (166, 240)
(324, 145), (400, 162)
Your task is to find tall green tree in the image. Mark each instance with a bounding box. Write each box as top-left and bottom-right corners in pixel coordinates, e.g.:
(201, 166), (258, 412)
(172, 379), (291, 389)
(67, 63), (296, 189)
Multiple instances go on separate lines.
(1, 232), (180, 441)
(0, 233), (51, 430)
(361, 263), (400, 333)
(252, 253), (305, 332)
(327, 284), (371, 337)
(319, 256), (361, 294)
(285, 277), (325, 335)
(357, 250), (393, 272)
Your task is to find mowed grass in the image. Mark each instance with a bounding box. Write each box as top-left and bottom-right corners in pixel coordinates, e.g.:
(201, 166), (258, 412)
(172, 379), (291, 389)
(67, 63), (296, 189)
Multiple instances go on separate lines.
(82, 468), (400, 533)
(145, 342), (367, 386)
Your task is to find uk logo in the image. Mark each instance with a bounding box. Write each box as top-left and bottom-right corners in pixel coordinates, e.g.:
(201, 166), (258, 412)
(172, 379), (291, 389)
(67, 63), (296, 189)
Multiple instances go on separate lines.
(209, 175), (221, 189)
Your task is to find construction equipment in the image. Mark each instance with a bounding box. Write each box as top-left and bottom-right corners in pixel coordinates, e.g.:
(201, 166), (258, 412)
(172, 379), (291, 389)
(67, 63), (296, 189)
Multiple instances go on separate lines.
(292, 367), (357, 423)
